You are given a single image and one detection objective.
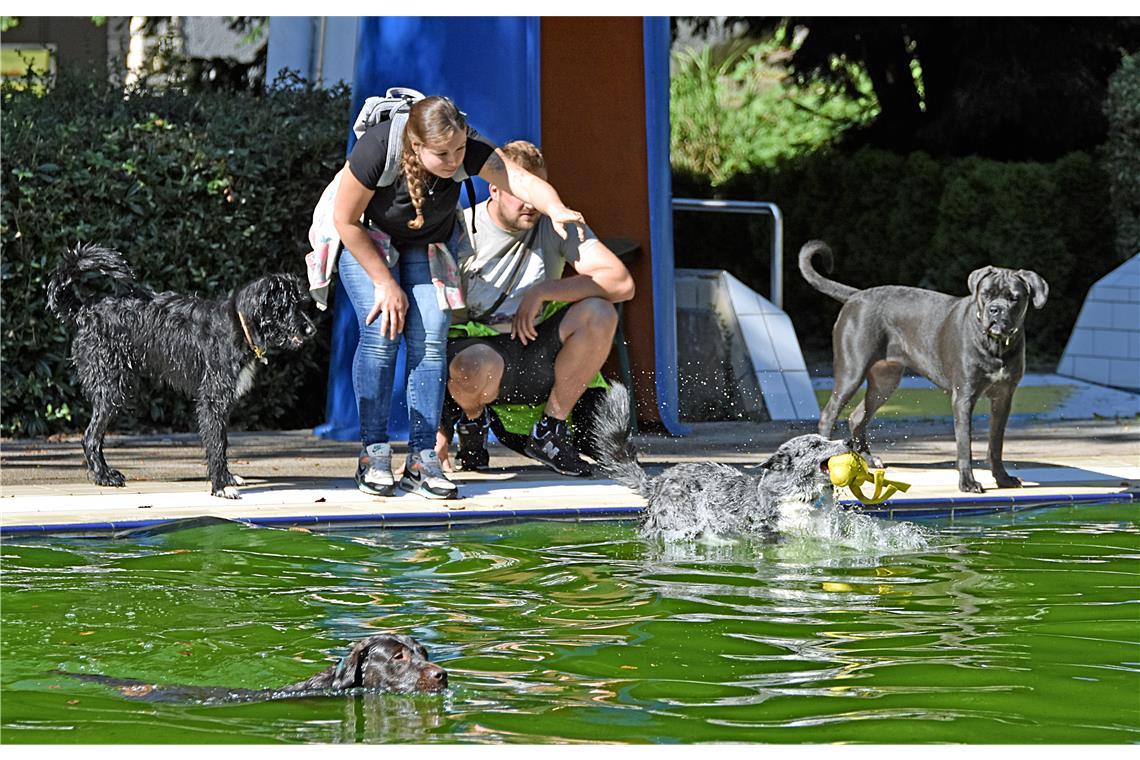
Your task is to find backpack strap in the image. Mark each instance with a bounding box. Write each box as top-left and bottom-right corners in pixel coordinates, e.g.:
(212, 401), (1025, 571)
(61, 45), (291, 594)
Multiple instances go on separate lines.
(469, 225), (540, 323)
(378, 88), (424, 187)
(464, 177), (478, 234)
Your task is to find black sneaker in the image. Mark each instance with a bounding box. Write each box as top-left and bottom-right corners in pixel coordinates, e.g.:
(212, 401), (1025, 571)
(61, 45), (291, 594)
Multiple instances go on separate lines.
(455, 409), (490, 471)
(523, 416), (592, 477)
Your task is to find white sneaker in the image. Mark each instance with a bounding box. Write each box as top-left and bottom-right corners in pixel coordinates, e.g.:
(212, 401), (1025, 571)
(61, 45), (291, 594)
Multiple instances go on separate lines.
(399, 449), (459, 500)
(355, 443), (395, 496)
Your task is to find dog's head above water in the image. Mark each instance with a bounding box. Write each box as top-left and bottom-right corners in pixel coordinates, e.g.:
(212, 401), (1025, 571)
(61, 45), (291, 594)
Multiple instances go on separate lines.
(234, 273), (316, 354)
(757, 434), (855, 503)
(327, 634), (448, 694)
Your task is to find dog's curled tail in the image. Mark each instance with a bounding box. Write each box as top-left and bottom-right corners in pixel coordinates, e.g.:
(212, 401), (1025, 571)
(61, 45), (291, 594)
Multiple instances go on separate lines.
(590, 383), (650, 496)
(46, 243), (144, 324)
(798, 240), (858, 304)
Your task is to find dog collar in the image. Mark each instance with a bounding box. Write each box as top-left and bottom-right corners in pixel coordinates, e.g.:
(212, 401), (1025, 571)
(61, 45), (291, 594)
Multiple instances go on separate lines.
(237, 311), (269, 364)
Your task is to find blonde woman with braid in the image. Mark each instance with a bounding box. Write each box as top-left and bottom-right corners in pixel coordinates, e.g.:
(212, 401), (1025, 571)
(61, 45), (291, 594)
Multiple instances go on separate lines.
(333, 95), (586, 499)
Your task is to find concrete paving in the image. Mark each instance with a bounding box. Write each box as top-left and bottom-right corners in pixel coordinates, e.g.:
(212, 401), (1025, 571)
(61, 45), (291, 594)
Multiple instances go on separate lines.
(2, 411), (1137, 535)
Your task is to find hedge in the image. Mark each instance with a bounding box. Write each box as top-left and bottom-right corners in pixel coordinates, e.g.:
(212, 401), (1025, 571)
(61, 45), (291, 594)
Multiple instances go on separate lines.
(1, 75), (351, 437)
(673, 146), (1118, 370)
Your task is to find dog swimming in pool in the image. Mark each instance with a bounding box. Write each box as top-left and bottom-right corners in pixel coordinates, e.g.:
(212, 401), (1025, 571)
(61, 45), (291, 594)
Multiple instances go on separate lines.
(54, 634), (447, 703)
(591, 384), (854, 540)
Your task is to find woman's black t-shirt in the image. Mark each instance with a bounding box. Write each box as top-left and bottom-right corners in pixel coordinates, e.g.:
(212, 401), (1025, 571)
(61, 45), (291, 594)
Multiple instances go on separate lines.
(347, 119), (496, 248)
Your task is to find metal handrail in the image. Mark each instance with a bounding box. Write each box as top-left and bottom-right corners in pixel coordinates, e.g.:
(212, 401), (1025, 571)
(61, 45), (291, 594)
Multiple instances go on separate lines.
(671, 198), (785, 309)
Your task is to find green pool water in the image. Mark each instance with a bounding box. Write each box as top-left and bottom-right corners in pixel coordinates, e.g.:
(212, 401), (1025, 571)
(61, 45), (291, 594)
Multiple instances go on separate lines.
(2, 502), (1137, 744)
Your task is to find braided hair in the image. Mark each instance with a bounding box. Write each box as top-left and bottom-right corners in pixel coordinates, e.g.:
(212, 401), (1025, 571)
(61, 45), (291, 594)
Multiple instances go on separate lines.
(401, 96), (468, 230)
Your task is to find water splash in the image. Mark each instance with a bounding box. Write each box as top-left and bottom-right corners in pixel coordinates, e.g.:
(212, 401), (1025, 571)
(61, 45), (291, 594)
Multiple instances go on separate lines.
(647, 496), (930, 556)
(777, 500), (931, 554)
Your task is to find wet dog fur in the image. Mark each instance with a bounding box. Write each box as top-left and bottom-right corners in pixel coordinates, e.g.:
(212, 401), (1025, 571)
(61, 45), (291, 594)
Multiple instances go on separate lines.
(46, 243), (316, 498)
(54, 634), (447, 703)
(591, 384), (853, 540)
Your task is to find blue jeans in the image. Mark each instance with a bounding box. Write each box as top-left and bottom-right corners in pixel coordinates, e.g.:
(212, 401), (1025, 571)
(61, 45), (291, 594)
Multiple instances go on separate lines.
(338, 246), (450, 452)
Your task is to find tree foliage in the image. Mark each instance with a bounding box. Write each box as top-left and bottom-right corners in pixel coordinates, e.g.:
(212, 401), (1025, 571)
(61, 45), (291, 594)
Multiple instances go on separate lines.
(127, 16), (269, 93)
(670, 30), (879, 183)
(679, 17), (1140, 160)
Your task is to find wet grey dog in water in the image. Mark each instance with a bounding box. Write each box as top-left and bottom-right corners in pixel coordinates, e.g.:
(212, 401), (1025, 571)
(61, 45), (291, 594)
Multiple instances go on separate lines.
(799, 240), (1048, 493)
(591, 384), (853, 540)
(54, 634), (447, 703)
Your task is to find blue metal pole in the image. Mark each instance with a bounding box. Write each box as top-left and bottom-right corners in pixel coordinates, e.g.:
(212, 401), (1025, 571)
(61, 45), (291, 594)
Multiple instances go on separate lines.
(642, 16), (689, 436)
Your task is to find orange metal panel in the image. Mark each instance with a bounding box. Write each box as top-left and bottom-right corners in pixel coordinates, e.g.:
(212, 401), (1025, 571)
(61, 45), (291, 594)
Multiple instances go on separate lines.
(539, 17), (660, 422)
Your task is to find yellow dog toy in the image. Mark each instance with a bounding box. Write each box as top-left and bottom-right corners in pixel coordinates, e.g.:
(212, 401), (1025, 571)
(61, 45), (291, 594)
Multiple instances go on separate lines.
(827, 453), (911, 505)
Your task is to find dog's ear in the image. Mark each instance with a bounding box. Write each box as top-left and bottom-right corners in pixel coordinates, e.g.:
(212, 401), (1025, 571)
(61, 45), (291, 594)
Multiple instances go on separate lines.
(391, 634), (428, 660)
(967, 266), (997, 297)
(331, 639), (373, 690)
(759, 449), (792, 472)
(1015, 270), (1049, 309)
(289, 273), (312, 303)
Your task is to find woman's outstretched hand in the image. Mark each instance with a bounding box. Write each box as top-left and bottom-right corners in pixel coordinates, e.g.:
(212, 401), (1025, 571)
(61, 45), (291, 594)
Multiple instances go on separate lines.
(548, 205), (587, 242)
(366, 278), (408, 340)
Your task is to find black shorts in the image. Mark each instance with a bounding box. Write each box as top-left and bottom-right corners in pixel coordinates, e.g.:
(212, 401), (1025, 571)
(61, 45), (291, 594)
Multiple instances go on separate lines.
(447, 307), (569, 405)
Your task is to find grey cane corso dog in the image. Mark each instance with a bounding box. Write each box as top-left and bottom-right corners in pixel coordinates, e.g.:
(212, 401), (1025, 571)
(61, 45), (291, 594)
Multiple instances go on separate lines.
(54, 634), (447, 703)
(799, 240), (1048, 493)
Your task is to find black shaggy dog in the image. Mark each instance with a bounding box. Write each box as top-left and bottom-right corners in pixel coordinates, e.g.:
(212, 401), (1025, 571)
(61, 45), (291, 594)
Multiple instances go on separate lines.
(46, 243), (316, 498)
(592, 384), (854, 540)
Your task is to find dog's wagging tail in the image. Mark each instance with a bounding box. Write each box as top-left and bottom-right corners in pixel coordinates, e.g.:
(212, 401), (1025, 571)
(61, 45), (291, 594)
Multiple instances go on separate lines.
(798, 240), (858, 304)
(47, 243), (316, 498)
(588, 381), (650, 496)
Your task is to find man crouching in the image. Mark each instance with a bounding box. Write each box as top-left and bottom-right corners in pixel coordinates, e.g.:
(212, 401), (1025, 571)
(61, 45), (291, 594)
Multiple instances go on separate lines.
(436, 140), (635, 476)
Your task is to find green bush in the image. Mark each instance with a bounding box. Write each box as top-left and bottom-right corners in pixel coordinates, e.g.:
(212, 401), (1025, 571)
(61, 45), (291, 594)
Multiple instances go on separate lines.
(670, 33), (878, 184)
(673, 147), (1115, 370)
(1104, 51), (1140, 259)
(1, 74), (351, 438)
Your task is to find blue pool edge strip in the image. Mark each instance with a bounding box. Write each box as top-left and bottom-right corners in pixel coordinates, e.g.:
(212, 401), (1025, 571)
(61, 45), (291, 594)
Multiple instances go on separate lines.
(845, 490), (1138, 520)
(1, 490), (1135, 537)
